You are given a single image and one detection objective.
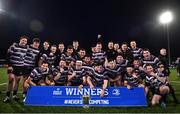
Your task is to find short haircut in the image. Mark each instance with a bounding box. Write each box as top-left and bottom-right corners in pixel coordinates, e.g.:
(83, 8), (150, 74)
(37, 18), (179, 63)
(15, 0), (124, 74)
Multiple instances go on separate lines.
(96, 42), (102, 45)
(121, 42), (128, 46)
(73, 40), (78, 43)
(41, 61), (48, 65)
(20, 35), (29, 40)
(94, 62), (103, 66)
(116, 53), (124, 57)
(143, 48), (150, 52)
(79, 48), (85, 51)
(51, 44), (57, 48)
(130, 40), (136, 43)
(33, 38), (40, 43)
(44, 41), (50, 45)
(84, 54), (91, 58)
(59, 42), (64, 45)
(67, 45), (73, 49)
(133, 59), (140, 62)
(145, 64), (152, 68)
(108, 58), (114, 62)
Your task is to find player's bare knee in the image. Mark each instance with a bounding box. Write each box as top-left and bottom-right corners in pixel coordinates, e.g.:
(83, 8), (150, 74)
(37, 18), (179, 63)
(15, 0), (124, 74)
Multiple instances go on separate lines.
(40, 83), (46, 86)
(124, 81), (128, 86)
(151, 100), (156, 106)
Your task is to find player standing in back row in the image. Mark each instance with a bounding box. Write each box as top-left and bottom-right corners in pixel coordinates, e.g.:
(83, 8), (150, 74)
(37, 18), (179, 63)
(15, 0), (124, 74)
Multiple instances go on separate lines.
(4, 36), (28, 103)
(23, 38), (40, 99)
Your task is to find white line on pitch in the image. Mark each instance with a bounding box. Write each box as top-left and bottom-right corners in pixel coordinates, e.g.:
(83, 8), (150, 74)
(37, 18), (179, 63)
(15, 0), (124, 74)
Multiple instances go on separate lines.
(0, 83), (7, 86)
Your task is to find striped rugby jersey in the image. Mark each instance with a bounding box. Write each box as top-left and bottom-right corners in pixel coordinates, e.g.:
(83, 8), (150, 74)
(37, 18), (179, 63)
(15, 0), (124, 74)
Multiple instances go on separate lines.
(8, 43), (27, 67)
(131, 47), (143, 59)
(105, 65), (122, 79)
(52, 66), (69, 84)
(24, 45), (39, 67)
(141, 55), (160, 69)
(145, 74), (163, 89)
(90, 67), (108, 86)
(91, 51), (106, 64)
(124, 73), (140, 87)
(41, 53), (57, 68)
(30, 67), (51, 81)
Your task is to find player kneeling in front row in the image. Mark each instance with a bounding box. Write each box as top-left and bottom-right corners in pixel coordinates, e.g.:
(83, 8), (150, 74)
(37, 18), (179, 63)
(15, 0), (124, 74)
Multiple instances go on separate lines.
(24, 62), (54, 97)
(156, 64), (179, 104)
(145, 65), (170, 107)
(87, 63), (109, 97)
(105, 59), (122, 87)
(68, 60), (87, 89)
(124, 65), (145, 89)
(52, 60), (69, 86)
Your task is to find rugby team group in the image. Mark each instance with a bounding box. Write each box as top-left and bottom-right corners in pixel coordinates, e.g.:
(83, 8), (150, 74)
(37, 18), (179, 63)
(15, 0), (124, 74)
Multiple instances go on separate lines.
(3, 35), (179, 107)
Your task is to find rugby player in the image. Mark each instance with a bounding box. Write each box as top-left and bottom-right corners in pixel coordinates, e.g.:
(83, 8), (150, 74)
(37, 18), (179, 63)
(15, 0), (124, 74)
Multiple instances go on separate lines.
(145, 65), (170, 107)
(87, 64), (108, 97)
(120, 42), (134, 64)
(124, 66), (144, 89)
(24, 61), (53, 88)
(130, 41), (143, 60)
(106, 41), (117, 60)
(4, 36), (28, 102)
(92, 42), (106, 65)
(39, 45), (57, 68)
(105, 59), (122, 86)
(156, 64), (179, 104)
(52, 60), (69, 86)
(56, 42), (65, 66)
(61, 45), (76, 68)
(141, 48), (160, 69)
(23, 38), (40, 98)
(68, 60), (87, 88)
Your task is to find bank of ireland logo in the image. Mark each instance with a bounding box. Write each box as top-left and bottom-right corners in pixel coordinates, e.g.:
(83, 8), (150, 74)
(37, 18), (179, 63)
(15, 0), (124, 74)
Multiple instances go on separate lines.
(53, 88), (62, 96)
(112, 89), (120, 96)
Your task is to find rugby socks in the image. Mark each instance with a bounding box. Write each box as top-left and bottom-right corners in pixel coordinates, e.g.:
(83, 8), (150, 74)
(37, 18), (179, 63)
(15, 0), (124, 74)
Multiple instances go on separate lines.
(23, 91), (27, 97)
(161, 94), (167, 103)
(168, 84), (178, 103)
(6, 91), (11, 97)
(13, 90), (17, 96)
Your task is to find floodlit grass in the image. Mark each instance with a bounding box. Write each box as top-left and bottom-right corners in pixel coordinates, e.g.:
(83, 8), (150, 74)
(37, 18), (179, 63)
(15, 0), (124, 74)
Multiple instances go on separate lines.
(0, 68), (180, 113)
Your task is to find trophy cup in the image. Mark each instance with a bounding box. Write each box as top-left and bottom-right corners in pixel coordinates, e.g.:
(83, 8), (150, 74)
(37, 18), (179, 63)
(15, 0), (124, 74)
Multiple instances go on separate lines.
(82, 95), (90, 109)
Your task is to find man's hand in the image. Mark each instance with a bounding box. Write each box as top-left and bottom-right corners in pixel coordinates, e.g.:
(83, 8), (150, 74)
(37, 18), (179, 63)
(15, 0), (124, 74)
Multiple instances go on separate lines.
(24, 80), (30, 88)
(90, 85), (94, 89)
(100, 89), (105, 97)
(46, 80), (51, 85)
(72, 72), (76, 77)
(60, 68), (64, 73)
(78, 85), (83, 90)
(150, 72), (156, 76)
(127, 85), (132, 89)
(50, 81), (55, 86)
(54, 73), (61, 80)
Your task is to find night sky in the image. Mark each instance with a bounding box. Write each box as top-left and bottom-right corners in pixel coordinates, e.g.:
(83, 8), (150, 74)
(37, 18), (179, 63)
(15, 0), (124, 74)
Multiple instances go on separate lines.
(0, 0), (180, 59)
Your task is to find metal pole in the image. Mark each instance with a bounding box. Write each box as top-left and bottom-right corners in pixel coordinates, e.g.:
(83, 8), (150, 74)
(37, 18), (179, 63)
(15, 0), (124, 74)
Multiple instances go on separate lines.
(166, 24), (171, 66)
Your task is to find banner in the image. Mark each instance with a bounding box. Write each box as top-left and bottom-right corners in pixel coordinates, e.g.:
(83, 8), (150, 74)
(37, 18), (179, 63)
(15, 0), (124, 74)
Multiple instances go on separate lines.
(25, 86), (147, 107)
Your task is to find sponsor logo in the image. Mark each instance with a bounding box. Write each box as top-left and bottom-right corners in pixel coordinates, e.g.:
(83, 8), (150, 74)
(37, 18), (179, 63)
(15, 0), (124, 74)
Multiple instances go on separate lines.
(112, 89), (120, 96)
(53, 88), (62, 95)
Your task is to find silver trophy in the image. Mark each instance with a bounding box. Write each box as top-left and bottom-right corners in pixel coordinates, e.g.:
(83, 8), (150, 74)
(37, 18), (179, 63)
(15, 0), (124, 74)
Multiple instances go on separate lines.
(82, 95), (90, 109)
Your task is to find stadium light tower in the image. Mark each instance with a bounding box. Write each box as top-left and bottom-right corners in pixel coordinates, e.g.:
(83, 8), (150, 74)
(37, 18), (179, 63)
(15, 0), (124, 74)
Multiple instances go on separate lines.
(159, 11), (173, 66)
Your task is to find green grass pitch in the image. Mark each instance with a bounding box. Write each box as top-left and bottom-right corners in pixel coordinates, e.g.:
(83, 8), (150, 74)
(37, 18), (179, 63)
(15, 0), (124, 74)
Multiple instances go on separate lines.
(0, 67), (180, 113)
